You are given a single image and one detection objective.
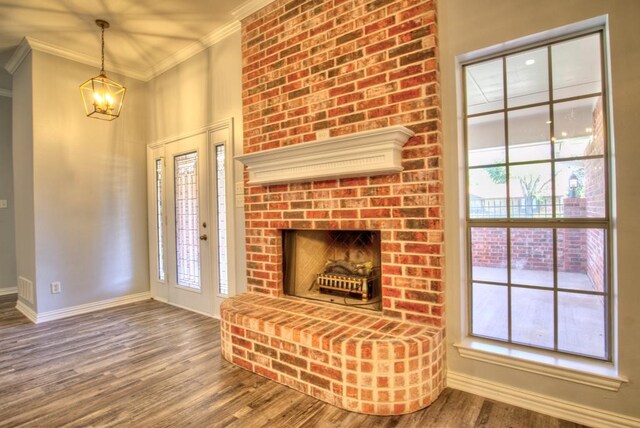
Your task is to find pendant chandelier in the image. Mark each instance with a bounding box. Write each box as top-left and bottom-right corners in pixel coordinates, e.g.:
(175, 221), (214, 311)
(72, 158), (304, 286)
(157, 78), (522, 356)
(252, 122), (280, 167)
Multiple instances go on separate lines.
(79, 19), (126, 121)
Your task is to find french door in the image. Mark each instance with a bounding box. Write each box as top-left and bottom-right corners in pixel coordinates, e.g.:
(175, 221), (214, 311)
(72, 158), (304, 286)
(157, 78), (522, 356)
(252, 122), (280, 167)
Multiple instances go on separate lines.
(147, 125), (233, 318)
(164, 133), (213, 315)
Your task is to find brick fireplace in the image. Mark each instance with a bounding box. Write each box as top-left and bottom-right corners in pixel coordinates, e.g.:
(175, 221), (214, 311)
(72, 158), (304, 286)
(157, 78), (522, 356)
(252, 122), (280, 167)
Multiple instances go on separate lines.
(220, 0), (444, 415)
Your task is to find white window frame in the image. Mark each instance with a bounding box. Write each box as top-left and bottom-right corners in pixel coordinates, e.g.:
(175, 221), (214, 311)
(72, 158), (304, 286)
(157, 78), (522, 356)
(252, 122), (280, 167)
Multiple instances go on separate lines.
(453, 20), (627, 391)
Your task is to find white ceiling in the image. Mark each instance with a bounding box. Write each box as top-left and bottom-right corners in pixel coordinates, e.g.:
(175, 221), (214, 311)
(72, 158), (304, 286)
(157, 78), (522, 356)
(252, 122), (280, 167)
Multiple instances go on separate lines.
(466, 33), (602, 114)
(0, 0), (269, 81)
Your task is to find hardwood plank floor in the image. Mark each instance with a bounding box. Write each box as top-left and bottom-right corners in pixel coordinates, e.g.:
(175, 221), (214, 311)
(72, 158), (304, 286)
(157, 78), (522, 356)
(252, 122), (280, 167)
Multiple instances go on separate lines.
(0, 294), (588, 427)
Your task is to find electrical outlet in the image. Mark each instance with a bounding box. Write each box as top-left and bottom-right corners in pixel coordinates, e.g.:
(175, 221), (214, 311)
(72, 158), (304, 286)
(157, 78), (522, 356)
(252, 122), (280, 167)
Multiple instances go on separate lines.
(235, 195), (245, 208)
(51, 281), (62, 294)
(0, 200), (7, 209)
(235, 181), (244, 195)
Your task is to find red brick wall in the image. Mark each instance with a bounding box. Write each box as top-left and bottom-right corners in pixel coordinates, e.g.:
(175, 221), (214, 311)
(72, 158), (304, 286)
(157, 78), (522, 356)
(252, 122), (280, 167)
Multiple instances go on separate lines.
(471, 226), (588, 274)
(585, 98), (606, 291)
(241, 0), (442, 326)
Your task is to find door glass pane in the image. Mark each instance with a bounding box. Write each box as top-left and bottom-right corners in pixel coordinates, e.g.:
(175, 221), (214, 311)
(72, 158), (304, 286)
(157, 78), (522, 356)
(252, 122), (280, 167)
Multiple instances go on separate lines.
(557, 228), (606, 292)
(511, 287), (554, 349)
(555, 159), (605, 218)
(553, 97), (604, 158)
(469, 167), (507, 219)
(470, 227), (507, 284)
(472, 283), (508, 340)
(215, 145), (229, 295)
(466, 59), (504, 115)
(558, 292), (606, 359)
(508, 106), (551, 163)
(510, 228), (553, 287)
(467, 113), (505, 167)
(552, 34), (602, 100)
(175, 152), (200, 289)
(507, 47), (549, 107)
(155, 159), (165, 282)
(509, 163), (553, 218)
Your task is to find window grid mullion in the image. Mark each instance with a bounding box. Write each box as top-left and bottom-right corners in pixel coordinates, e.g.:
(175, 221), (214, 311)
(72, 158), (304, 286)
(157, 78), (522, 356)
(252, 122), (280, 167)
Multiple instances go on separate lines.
(468, 153), (606, 171)
(466, 91), (603, 120)
(502, 56), (513, 343)
(597, 31), (613, 362)
(553, 229), (559, 352)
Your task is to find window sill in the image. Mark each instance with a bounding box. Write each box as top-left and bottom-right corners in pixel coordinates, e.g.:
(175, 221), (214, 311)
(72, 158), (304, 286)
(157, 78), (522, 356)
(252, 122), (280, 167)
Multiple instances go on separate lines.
(453, 339), (628, 391)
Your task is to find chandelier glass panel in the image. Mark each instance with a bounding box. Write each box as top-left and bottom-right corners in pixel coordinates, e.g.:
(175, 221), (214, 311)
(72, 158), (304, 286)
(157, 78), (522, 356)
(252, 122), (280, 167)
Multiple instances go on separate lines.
(80, 20), (126, 121)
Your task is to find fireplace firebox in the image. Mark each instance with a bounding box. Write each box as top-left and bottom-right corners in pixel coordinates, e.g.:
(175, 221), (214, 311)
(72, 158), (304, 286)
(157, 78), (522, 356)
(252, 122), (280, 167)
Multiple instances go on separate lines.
(283, 229), (381, 311)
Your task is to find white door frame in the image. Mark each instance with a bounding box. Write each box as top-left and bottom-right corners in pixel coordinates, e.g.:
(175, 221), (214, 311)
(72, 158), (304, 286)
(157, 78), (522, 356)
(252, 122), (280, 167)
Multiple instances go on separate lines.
(146, 118), (236, 318)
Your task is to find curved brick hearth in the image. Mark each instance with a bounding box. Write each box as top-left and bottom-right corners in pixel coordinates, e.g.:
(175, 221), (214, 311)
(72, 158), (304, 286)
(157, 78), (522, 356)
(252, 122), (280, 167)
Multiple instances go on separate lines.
(220, 294), (445, 415)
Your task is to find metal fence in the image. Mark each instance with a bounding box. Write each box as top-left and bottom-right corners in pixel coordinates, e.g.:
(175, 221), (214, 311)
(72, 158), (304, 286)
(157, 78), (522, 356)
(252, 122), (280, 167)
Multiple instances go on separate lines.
(470, 196), (565, 218)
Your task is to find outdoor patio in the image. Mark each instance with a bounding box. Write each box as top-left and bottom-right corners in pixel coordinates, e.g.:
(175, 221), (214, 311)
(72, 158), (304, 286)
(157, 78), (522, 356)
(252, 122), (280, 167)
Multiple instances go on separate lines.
(471, 267), (606, 359)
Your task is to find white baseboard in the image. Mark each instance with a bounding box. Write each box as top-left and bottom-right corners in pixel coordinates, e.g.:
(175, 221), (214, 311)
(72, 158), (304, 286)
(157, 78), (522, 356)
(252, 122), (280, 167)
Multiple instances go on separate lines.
(447, 371), (640, 428)
(0, 287), (17, 296)
(15, 299), (38, 323)
(16, 292), (152, 324)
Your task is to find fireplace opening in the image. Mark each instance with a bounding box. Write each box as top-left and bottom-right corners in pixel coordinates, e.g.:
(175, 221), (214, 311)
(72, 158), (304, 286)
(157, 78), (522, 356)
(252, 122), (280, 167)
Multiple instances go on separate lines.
(283, 229), (382, 311)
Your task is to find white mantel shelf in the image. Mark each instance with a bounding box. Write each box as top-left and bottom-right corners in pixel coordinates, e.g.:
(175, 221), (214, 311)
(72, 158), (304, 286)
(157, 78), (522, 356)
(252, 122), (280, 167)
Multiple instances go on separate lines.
(235, 125), (415, 185)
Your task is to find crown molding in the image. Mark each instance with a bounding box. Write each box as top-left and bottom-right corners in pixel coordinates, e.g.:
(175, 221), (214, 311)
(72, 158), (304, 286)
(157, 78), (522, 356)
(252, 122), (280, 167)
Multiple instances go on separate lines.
(147, 20), (241, 80)
(0, 88), (11, 98)
(4, 19), (242, 82)
(4, 37), (31, 75)
(4, 36), (148, 80)
(231, 0), (276, 21)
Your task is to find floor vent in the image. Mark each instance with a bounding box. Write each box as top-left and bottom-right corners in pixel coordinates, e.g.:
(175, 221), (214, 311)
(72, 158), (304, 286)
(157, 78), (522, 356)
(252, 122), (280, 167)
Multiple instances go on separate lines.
(17, 277), (34, 304)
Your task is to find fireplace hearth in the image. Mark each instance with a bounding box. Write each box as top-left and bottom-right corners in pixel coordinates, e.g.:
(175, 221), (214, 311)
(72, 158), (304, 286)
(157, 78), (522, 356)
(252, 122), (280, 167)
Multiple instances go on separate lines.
(283, 229), (382, 311)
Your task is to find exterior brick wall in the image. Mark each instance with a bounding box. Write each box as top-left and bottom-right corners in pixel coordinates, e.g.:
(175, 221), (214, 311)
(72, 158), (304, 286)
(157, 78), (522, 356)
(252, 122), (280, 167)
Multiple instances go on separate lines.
(241, 0), (443, 326)
(585, 98), (606, 292)
(471, 225), (588, 274)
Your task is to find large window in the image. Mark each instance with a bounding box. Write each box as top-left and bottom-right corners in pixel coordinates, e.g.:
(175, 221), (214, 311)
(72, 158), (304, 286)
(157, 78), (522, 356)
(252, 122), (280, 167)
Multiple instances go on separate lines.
(464, 31), (611, 360)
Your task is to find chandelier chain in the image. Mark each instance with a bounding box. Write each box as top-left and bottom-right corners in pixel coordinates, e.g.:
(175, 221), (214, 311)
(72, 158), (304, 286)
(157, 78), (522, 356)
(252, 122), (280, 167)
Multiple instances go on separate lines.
(100, 24), (105, 74)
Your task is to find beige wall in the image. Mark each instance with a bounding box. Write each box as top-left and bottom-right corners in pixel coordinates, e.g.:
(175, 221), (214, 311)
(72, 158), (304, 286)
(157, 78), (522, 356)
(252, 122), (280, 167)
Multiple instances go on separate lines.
(0, 49), (13, 89)
(441, 0), (640, 418)
(148, 31), (243, 144)
(1, 49), (18, 294)
(1, 93), (16, 291)
(148, 29), (246, 294)
(11, 53), (36, 309)
(9, 29), (244, 314)
(11, 49), (150, 313)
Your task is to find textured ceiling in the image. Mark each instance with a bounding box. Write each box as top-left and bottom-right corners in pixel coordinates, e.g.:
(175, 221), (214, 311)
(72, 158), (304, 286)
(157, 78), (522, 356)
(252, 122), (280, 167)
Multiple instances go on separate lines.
(0, 0), (259, 80)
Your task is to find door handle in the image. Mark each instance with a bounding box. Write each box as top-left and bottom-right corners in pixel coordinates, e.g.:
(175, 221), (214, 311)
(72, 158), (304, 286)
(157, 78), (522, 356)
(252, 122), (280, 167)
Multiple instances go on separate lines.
(199, 234), (208, 241)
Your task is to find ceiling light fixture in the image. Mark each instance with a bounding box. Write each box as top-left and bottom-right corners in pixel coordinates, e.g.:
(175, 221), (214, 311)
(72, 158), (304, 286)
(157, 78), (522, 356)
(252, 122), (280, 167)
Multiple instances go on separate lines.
(525, 59), (535, 66)
(80, 19), (126, 121)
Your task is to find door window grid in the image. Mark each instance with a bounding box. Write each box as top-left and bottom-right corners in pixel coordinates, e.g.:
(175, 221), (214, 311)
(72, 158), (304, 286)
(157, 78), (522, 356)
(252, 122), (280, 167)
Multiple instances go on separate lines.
(174, 152), (201, 289)
(464, 31), (611, 360)
(215, 144), (229, 295)
(155, 159), (166, 282)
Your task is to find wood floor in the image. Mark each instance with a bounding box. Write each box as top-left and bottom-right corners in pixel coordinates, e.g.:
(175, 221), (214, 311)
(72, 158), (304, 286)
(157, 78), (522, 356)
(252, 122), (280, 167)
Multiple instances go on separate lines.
(0, 294), (587, 428)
